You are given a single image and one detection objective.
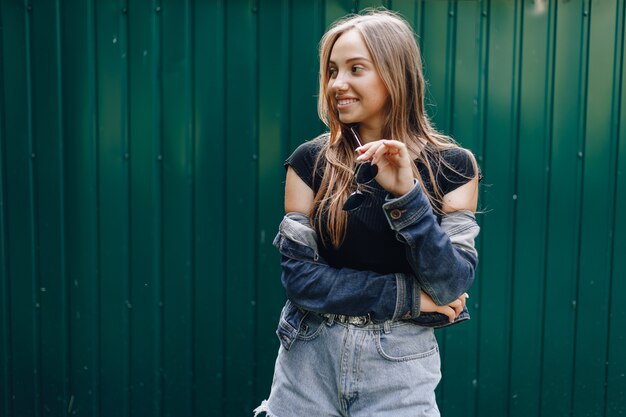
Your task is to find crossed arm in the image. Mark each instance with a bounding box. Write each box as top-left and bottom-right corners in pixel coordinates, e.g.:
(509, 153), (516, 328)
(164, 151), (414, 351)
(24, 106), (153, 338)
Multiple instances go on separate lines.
(284, 160), (479, 321)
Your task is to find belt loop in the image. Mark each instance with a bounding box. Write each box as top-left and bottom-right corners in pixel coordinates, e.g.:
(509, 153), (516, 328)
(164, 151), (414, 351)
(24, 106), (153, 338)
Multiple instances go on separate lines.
(383, 320), (391, 334)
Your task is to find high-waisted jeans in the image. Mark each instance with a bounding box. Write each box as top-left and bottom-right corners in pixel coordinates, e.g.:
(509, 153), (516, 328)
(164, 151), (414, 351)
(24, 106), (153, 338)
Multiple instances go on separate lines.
(255, 312), (441, 417)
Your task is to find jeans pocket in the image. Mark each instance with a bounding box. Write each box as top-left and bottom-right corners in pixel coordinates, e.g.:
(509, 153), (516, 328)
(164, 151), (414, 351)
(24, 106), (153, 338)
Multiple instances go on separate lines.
(375, 324), (439, 362)
(295, 313), (325, 342)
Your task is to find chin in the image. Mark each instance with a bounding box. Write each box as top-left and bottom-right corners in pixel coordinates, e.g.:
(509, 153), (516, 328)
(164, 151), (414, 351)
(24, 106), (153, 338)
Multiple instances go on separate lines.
(338, 114), (358, 124)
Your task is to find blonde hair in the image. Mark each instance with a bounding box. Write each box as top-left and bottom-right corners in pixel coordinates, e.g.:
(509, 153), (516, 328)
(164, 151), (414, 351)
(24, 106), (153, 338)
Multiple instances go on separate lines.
(313, 8), (476, 247)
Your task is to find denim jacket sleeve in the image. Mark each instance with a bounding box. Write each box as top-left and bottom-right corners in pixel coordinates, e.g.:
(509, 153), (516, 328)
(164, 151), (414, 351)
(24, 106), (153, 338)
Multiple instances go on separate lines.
(274, 210), (479, 335)
(382, 181), (480, 305)
(274, 212), (420, 322)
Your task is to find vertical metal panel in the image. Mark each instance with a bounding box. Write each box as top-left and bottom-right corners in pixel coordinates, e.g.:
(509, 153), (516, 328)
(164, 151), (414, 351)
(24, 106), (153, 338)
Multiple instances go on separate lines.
(476, 1), (520, 415)
(607, 4), (626, 415)
(161, 1), (194, 416)
(325, 0), (355, 28)
(32, 1), (68, 415)
(420, 0), (454, 133)
(509, 1), (552, 416)
(3, 1), (40, 416)
(192, 0), (225, 415)
(127, 0), (163, 415)
(223, 1), (257, 414)
(1, 1), (625, 416)
(573, 0), (620, 415)
(62, 0), (100, 415)
(540, 1), (585, 415)
(96, 1), (131, 416)
(0, 1), (9, 414)
(393, 0), (419, 28)
(438, 2), (483, 416)
(256, 0), (289, 403)
(289, 0), (324, 147)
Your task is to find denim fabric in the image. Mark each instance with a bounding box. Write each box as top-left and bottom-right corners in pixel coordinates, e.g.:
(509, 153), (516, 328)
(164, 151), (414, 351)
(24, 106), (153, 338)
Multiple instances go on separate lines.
(255, 313), (441, 417)
(274, 209), (480, 350)
(440, 210), (479, 259)
(383, 181), (479, 305)
(274, 213), (418, 319)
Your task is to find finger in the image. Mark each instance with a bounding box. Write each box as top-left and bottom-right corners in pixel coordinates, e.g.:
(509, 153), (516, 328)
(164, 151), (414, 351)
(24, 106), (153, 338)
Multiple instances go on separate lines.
(381, 140), (410, 159)
(371, 143), (395, 165)
(449, 300), (463, 317)
(442, 306), (455, 323)
(355, 141), (382, 162)
(354, 141), (372, 154)
(434, 305), (455, 323)
(457, 294), (467, 309)
(373, 140), (410, 166)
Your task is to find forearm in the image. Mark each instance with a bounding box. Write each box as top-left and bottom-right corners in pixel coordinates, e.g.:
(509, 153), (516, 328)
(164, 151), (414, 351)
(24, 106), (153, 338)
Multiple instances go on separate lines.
(280, 256), (418, 321)
(274, 212), (419, 321)
(382, 181), (479, 305)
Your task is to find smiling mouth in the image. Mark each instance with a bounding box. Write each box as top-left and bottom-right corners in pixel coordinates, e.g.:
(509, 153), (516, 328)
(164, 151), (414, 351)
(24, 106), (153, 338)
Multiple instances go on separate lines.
(337, 98), (358, 106)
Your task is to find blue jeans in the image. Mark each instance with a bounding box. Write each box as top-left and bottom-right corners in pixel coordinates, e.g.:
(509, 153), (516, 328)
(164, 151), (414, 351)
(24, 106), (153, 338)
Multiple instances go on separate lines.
(254, 313), (441, 417)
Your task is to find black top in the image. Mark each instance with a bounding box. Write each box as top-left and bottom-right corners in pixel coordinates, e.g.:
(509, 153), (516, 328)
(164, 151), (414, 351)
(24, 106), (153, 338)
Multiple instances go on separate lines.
(285, 135), (479, 275)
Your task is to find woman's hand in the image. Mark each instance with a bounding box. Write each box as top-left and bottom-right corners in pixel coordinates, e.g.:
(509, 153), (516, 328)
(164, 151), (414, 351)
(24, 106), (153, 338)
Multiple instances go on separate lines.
(356, 139), (415, 197)
(420, 291), (468, 323)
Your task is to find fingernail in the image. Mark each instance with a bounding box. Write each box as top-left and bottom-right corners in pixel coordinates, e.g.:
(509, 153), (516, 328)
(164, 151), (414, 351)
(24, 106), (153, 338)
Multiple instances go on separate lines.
(464, 293), (469, 299)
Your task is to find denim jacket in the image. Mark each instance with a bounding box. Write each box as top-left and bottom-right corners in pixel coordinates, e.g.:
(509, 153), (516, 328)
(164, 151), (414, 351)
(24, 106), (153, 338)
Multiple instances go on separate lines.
(274, 181), (480, 350)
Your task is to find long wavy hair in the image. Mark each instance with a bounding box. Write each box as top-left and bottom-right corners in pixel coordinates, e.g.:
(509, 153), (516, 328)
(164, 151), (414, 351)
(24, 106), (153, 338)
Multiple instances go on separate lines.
(312, 9), (476, 248)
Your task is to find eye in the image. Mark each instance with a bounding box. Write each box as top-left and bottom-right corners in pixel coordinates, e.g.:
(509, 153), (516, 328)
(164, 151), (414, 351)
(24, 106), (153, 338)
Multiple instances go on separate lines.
(352, 65), (365, 73)
(328, 67), (338, 78)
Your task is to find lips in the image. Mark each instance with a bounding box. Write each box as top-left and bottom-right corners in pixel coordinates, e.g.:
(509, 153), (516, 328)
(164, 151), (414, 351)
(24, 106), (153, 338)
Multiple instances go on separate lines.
(336, 97), (358, 107)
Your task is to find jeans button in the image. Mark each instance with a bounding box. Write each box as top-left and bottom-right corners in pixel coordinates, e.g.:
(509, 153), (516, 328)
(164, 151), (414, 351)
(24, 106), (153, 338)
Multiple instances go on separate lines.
(390, 209), (402, 220)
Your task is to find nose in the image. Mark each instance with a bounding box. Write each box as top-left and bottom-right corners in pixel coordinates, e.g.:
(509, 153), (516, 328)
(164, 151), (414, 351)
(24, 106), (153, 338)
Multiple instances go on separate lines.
(330, 72), (348, 93)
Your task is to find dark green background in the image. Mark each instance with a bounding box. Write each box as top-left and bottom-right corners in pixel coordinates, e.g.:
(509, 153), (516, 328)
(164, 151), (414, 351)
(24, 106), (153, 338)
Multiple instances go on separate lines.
(1, 0), (624, 416)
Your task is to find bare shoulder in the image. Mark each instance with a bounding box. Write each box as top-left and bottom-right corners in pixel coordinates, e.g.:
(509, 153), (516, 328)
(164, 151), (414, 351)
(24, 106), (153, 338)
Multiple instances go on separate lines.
(440, 146), (480, 213)
(285, 166), (315, 214)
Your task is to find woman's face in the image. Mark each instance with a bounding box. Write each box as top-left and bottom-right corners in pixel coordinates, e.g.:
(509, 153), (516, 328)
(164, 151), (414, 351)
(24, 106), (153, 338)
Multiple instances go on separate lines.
(327, 30), (389, 138)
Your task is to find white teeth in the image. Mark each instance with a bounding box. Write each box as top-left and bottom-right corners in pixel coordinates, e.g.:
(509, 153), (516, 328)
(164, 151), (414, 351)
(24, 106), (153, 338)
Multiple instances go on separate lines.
(338, 98), (357, 105)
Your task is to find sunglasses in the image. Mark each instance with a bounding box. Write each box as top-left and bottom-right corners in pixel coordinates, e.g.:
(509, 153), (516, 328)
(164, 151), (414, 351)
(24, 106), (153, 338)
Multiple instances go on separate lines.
(342, 127), (378, 211)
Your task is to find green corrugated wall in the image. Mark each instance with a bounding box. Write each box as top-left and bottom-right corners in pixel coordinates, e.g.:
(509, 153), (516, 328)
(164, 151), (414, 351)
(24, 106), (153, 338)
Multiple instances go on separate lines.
(0, 0), (624, 416)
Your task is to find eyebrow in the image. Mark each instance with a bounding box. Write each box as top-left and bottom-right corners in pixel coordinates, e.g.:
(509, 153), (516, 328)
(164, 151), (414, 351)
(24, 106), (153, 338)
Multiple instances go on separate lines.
(328, 56), (372, 65)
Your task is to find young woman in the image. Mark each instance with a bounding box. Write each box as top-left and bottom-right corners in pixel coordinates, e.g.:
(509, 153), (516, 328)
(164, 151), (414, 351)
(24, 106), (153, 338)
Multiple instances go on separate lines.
(256, 9), (481, 417)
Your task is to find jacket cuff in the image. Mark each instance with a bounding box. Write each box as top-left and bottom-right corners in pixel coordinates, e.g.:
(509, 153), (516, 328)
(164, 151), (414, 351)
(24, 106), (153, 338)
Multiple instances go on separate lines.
(393, 273), (421, 320)
(411, 276), (421, 318)
(382, 180), (431, 231)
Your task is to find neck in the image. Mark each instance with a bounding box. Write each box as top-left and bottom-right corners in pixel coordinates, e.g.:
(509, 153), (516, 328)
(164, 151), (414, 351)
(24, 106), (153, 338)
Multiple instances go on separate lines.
(357, 125), (383, 143)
